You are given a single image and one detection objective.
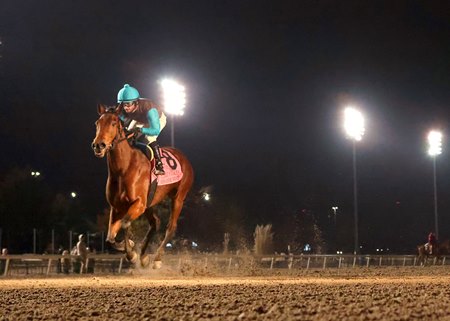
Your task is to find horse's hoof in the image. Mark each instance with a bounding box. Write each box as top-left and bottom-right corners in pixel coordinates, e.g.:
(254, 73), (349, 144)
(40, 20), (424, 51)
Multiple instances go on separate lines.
(128, 251), (138, 264)
(110, 239), (135, 252)
(127, 239), (135, 249)
(153, 261), (163, 269)
(141, 255), (150, 268)
(121, 218), (132, 229)
(112, 241), (125, 251)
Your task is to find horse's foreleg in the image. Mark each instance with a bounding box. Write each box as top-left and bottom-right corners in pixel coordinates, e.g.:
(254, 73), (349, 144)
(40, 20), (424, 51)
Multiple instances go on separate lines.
(120, 198), (146, 229)
(106, 207), (134, 251)
(106, 208), (122, 244)
(154, 198), (183, 263)
(124, 226), (138, 264)
(140, 210), (161, 267)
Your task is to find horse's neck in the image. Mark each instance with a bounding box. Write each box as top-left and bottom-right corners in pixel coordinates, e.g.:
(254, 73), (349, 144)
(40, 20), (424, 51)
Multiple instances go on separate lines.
(107, 140), (137, 175)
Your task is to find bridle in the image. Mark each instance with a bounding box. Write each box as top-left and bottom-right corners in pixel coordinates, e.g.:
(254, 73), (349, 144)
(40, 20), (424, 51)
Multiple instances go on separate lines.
(102, 109), (129, 152)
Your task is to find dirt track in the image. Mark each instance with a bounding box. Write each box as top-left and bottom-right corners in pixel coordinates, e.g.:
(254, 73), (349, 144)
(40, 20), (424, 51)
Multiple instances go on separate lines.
(1, 267), (450, 320)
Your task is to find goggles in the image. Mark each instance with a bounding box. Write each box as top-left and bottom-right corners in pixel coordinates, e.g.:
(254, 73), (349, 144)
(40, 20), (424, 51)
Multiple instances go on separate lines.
(122, 101), (137, 107)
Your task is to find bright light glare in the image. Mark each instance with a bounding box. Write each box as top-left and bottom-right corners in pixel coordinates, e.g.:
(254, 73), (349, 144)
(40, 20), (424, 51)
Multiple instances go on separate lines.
(31, 171), (41, 177)
(203, 192), (210, 201)
(161, 79), (186, 116)
(428, 130), (442, 156)
(344, 107), (365, 141)
(70, 192), (77, 198)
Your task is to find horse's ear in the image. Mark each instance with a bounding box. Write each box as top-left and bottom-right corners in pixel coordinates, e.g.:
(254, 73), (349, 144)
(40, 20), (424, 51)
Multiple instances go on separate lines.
(97, 104), (107, 115)
(116, 103), (123, 115)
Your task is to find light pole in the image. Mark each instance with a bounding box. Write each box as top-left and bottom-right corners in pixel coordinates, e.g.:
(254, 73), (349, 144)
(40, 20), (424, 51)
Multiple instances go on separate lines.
(160, 79), (186, 148)
(343, 107), (365, 255)
(331, 206), (338, 225)
(427, 130), (442, 239)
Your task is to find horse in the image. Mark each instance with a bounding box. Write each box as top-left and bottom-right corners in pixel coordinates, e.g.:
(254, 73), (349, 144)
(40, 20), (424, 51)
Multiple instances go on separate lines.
(91, 104), (194, 268)
(417, 239), (450, 266)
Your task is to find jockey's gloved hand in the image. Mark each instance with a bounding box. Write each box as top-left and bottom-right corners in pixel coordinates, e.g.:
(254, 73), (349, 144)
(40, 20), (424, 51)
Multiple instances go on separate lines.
(126, 127), (141, 137)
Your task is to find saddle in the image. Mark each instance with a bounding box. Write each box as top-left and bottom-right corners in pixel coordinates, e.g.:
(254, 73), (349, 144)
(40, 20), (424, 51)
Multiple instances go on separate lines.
(146, 148), (184, 206)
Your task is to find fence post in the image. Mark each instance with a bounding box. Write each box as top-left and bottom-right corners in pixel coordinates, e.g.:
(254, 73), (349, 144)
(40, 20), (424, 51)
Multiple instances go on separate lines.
(118, 258), (123, 273)
(51, 229), (55, 254)
(33, 228), (37, 254)
(47, 258), (52, 275)
(4, 258), (10, 276)
(322, 257), (327, 269)
(69, 231), (73, 252)
(306, 257), (310, 270)
(270, 257), (274, 269)
(101, 231), (105, 253)
(352, 256), (356, 268)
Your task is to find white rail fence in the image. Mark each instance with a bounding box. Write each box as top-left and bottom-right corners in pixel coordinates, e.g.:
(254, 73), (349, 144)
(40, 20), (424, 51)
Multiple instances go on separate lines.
(0, 253), (448, 277)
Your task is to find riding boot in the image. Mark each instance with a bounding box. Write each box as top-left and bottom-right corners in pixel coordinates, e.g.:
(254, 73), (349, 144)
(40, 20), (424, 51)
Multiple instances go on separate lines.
(150, 142), (165, 175)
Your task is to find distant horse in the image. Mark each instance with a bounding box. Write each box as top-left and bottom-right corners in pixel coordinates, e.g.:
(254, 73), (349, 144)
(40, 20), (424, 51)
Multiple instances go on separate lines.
(417, 239), (450, 266)
(91, 104), (194, 268)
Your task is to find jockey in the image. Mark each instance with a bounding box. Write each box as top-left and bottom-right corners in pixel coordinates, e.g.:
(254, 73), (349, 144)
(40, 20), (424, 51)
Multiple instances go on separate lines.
(426, 232), (437, 254)
(117, 84), (166, 175)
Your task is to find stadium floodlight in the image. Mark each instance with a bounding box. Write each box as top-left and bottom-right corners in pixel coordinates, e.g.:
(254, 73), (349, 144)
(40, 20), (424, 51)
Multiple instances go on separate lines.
(343, 106), (365, 255)
(161, 79), (186, 116)
(427, 130), (442, 156)
(427, 130), (443, 239)
(160, 79), (186, 147)
(344, 107), (365, 141)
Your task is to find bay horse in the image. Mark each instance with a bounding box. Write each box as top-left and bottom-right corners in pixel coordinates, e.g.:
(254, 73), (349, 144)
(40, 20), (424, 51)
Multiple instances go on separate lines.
(417, 239), (450, 266)
(91, 104), (194, 268)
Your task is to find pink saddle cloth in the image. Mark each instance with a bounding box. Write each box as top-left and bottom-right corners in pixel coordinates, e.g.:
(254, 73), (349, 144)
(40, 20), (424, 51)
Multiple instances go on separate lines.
(151, 149), (183, 185)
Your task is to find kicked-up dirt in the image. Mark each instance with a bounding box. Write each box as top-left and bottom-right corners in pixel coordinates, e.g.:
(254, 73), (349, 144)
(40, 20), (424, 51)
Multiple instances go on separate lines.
(1, 266), (450, 320)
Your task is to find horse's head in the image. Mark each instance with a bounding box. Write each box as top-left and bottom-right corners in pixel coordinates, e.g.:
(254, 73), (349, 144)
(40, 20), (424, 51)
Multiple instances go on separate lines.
(91, 104), (123, 158)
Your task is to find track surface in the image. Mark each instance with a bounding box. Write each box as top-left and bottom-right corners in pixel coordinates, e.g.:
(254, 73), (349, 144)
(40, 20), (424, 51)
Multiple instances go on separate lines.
(1, 267), (450, 320)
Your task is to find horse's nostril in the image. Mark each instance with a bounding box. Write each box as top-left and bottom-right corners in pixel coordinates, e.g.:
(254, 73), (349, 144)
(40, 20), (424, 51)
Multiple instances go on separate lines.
(91, 143), (96, 150)
(100, 143), (106, 149)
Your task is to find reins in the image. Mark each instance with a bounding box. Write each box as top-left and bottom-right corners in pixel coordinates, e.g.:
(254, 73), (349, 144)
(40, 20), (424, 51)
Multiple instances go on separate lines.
(110, 119), (135, 149)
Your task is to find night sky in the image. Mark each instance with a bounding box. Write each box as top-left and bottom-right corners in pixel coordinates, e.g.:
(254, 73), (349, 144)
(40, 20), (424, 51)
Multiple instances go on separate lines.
(1, 1), (450, 252)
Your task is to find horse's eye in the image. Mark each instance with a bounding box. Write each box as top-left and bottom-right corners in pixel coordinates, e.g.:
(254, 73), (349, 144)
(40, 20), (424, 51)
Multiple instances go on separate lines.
(112, 122), (117, 126)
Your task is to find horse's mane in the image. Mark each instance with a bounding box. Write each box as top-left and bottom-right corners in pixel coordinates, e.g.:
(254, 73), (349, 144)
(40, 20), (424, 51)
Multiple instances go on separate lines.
(105, 106), (117, 113)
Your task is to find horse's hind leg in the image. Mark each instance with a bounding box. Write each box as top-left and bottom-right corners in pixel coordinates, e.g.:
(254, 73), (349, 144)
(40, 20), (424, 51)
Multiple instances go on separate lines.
(140, 209), (161, 267)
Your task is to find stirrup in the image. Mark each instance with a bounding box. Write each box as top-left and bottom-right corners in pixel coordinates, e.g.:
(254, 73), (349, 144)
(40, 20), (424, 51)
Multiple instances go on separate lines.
(154, 163), (165, 175)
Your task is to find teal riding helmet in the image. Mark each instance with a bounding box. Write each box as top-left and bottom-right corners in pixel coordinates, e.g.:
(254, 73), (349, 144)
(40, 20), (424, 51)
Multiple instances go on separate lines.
(117, 84), (140, 103)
